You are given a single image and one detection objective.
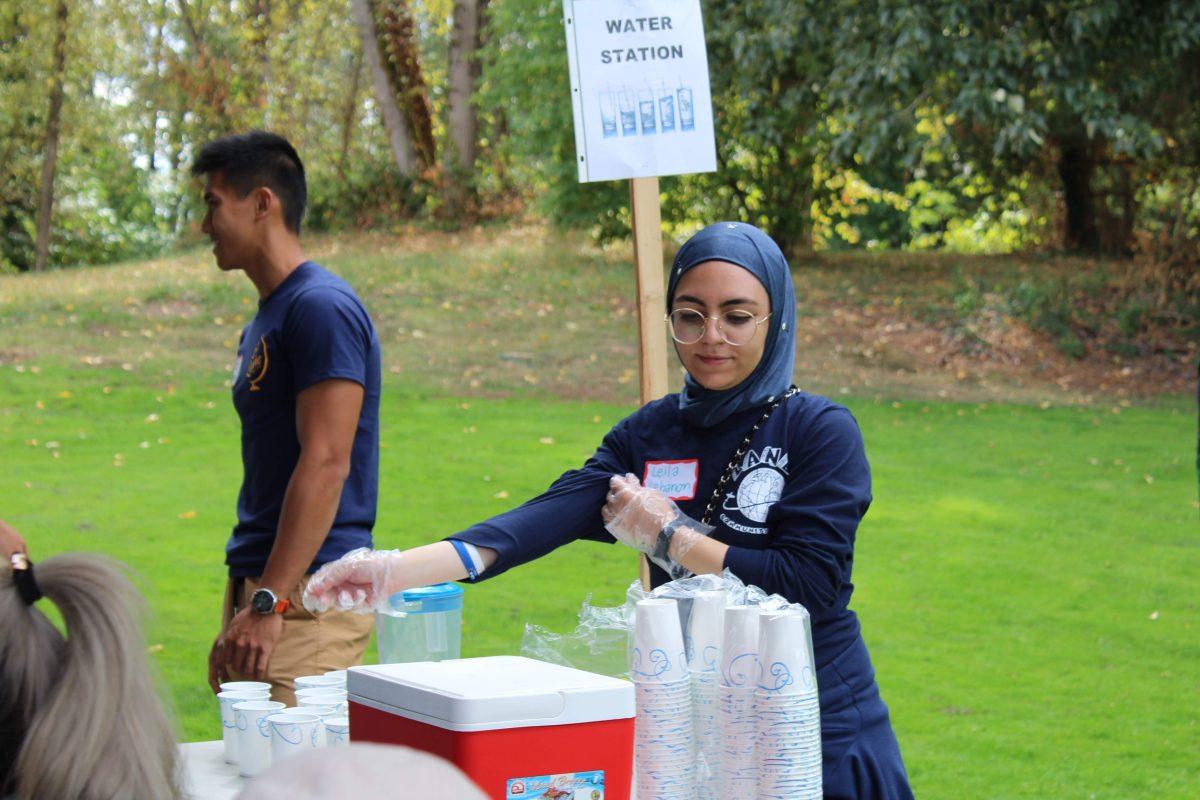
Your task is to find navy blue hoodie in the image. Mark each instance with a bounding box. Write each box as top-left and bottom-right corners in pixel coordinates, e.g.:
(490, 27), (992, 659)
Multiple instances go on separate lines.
(449, 389), (871, 670)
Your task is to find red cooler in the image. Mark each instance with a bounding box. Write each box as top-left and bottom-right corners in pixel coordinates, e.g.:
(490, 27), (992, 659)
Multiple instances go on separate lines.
(348, 656), (634, 800)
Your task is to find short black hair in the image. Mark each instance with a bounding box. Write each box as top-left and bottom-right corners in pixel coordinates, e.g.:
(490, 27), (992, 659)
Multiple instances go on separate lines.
(191, 131), (307, 234)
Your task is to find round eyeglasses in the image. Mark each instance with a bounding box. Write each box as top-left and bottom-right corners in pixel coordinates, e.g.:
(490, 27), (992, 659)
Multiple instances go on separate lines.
(665, 308), (771, 346)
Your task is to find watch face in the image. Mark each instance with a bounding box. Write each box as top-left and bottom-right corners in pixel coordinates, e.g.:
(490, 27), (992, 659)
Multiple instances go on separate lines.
(250, 589), (275, 614)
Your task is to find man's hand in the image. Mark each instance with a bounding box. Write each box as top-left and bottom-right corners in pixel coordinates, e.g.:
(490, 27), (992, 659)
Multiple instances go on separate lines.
(221, 607), (284, 680)
(208, 631), (228, 693)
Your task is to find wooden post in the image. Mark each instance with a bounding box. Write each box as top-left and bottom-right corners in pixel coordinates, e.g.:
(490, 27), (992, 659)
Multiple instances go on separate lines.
(629, 176), (668, 589)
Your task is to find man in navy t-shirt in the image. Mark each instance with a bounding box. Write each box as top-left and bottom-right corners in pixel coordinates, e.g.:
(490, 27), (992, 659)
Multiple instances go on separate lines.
(194, 132), (381, 705)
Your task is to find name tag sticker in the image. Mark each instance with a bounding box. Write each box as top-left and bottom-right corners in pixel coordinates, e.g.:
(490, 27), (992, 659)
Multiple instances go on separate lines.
(643, 459), (700, 501)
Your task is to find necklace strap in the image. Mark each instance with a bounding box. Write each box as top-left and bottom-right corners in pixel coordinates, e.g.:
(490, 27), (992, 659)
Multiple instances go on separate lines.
(701, 386), (798, 526)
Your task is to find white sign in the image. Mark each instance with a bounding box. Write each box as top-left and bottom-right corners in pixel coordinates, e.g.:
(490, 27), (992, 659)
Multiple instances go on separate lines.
(563, 0), (717, 182)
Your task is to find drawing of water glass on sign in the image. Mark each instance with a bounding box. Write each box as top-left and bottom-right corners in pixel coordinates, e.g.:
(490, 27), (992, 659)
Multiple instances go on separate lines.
(563, 0), (717, 182)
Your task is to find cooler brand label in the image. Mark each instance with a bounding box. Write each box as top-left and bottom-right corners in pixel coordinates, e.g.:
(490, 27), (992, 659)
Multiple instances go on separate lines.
(506, 770), (605, 799)
(643, 459), (699, 500)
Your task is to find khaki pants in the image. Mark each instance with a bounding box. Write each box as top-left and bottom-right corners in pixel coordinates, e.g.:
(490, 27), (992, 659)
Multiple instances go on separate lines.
(221, 575), (374, 707)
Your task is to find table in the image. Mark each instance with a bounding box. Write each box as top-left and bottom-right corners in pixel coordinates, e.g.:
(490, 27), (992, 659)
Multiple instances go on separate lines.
(178, 740), (246, 800)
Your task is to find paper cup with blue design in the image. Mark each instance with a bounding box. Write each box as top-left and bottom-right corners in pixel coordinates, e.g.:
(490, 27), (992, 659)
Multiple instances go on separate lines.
(719, 605), (759, 689)
(323, 715), (350, 747)
(295, 685), (345, 697)
(268, 712), (323, 763)
(632, 598), (688, 684)
(756, 610), (815, 696)
(219, 680), (272, 694)
(233, 700), (285, 777)
(217, 690), (270, 764)
(294, 674), (343, 691)
(289, 704), (338, 745)
(686, 590), (725, 674)
(297, 692), (347, 716)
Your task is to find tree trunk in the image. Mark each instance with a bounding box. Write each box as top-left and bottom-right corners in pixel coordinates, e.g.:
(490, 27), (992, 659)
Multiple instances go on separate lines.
(445, 0), (483, 210)
(337, 50), (364, 183)
(34, 0), (69, 273)
(1057, 138), (1100, 253)
(350, 0), (417, 175)
(373, 0), (436, 172)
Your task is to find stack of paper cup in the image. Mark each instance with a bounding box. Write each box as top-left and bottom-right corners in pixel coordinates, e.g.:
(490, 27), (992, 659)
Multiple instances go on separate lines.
(233, 700), (285, 778)
(755, 610), (821, 799)
(632, 598), (694, 800)
(720, 605), (760, 799)
(268, 711), (323, 763)
(687, 591), (725, 799)
(217, 686), (270, 764)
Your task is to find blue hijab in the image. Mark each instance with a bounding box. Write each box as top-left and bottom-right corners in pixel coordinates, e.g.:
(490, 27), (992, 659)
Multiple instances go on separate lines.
(667, 221), (796, 428)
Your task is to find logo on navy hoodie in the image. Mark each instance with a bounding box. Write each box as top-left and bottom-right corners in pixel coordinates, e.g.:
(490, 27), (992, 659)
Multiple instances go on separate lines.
(720, 446), (787, 533)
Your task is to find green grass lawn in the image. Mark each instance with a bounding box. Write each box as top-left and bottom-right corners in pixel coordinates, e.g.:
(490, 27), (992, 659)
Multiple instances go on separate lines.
(1, 233), (1196, 797)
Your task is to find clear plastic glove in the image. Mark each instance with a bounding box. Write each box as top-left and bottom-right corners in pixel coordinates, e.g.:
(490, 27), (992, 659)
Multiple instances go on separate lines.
(303, 547), (404, 614)
(601, 474), (714, 580)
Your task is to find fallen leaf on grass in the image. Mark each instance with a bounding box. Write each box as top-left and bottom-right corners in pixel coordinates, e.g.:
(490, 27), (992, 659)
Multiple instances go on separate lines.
(179, 510), (197, 519)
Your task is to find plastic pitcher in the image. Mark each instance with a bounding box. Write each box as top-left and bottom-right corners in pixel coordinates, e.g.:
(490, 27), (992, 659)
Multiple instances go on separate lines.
(375, 583), (463, 664)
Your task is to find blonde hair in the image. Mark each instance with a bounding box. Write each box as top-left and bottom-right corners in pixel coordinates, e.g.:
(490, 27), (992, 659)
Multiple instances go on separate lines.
(0, 553), (181, 799)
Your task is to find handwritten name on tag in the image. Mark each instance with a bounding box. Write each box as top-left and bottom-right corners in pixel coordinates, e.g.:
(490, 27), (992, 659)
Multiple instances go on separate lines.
(643, 459), (699, 501)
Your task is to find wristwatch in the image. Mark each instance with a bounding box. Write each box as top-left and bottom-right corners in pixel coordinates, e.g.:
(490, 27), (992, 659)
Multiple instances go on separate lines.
(250, 587), (291, 615)
(652, 519), (680, 563)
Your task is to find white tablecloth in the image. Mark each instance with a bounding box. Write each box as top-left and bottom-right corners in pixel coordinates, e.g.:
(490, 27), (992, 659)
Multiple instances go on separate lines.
(178, 740), (246, 800)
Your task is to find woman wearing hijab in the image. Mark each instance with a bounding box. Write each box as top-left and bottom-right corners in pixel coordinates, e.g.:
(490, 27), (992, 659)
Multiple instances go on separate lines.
(305, 222), (913, 799)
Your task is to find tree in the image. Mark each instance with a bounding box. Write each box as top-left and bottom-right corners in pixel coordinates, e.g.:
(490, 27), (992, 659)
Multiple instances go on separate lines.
(698, 0), (837, 258)
(445, 0), (485, 211)
(374, 0), (436, 172)
(823, 0), (1200, 255)
(33, 0), (69, 272)
(351, 0), (418, 175)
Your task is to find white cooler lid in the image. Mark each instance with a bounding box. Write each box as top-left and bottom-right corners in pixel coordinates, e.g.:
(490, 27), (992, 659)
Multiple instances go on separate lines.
(348, 656), (634, 732)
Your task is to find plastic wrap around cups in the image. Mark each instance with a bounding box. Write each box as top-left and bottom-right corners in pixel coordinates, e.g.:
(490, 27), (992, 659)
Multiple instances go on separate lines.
(686, 590), (725, 674)
(720, 605), (760, 689)
(756, 610), (816, 696)
(632, 598), (688, 684)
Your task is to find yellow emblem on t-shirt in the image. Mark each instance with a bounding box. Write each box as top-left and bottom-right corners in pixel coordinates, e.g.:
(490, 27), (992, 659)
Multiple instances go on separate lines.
(246, 336), (269, 392)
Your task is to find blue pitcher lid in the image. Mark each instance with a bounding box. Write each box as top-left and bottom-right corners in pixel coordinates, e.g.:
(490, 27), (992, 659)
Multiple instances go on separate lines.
(387, 582), (464, 613)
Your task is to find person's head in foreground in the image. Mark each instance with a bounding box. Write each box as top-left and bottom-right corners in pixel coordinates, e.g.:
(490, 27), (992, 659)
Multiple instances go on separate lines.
(0, 551), (180, 799)
(191, 130), (307, 274)
(237, 743), (487, 800)
(666, 220), (796, 427)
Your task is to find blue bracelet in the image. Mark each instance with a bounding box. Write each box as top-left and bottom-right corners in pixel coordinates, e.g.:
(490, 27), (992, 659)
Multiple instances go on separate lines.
(449, 539), (478, 580)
